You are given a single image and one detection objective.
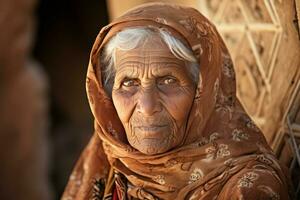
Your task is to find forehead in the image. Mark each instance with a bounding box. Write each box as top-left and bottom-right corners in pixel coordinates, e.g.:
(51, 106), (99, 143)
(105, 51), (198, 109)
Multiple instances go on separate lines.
(114, 52), (188, 79)
(116, 50), (184, 66)
(115, 35), (185, 69)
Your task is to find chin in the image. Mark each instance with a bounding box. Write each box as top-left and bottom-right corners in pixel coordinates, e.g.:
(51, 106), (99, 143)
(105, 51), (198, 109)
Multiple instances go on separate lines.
(139, 147), (168, 155)
(133, 138), (172, 155)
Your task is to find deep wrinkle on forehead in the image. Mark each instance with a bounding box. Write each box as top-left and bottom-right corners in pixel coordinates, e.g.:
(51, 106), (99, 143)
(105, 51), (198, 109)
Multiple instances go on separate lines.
(115, 49), (189, 80)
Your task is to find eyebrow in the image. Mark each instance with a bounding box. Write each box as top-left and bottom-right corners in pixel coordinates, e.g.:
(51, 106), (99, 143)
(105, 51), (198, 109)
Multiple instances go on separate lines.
(118, 65), (188, 80)
(152, 64), (188, 78)
(114, 66), (140, 83)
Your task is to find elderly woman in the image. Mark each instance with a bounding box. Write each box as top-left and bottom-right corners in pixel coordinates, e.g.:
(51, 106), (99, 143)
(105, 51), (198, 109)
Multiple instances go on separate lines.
(62, 3), (290, 200)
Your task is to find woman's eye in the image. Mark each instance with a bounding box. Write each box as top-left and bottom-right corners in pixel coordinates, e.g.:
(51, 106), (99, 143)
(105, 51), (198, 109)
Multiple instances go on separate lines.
(160, 77), (177, 85)
(122, 79), (139, 87)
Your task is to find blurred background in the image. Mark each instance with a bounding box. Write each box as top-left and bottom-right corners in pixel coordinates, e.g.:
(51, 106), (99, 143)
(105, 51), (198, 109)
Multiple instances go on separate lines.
(0, 0), (299, 199)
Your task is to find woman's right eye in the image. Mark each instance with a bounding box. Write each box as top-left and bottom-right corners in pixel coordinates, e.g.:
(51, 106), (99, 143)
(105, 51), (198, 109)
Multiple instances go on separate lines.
(121, 79), (139, 87)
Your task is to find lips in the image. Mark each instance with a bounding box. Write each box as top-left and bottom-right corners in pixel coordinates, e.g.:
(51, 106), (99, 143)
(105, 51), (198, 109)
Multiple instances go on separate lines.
(134, 125), (167, 138)
(137, 125), (166, 131)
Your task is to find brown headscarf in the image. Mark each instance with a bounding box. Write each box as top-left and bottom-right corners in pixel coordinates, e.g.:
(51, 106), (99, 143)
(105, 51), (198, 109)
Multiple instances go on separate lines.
(62, 3), (290, 200)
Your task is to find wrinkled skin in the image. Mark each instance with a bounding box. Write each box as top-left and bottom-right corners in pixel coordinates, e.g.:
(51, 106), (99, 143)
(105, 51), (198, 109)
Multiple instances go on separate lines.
(112, 35), (196, 155)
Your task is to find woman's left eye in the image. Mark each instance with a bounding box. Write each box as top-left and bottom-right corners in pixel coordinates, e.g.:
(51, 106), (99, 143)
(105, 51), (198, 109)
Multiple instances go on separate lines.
(159, 77), (177, 85)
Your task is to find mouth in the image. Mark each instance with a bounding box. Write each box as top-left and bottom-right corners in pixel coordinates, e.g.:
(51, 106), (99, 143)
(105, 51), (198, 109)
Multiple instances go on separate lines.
(137, 125), (166, 130)
(134, 125), (167, 138)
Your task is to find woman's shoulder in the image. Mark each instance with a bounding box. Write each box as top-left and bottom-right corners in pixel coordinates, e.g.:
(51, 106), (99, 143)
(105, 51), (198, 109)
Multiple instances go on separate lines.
(219, 166), (290, 200)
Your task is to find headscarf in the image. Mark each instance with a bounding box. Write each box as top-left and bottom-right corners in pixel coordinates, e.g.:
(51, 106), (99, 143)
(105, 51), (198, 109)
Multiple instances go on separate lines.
(62, 3), (290, 200)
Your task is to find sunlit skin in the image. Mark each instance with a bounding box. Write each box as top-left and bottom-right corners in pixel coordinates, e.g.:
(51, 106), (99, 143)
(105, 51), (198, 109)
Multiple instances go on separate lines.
(111, 35), (196, 155)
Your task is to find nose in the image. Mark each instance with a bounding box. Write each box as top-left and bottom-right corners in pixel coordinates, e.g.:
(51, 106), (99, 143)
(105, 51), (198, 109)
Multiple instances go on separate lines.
(136, 88), (162, 116)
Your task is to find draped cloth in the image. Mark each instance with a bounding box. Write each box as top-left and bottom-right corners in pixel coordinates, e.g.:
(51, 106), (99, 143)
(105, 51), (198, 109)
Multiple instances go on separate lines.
(62, 3), (290, 200)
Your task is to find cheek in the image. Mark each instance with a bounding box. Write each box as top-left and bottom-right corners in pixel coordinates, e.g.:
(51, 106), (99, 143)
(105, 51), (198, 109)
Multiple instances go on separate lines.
(112, 91), (136, 123)
(161, 87), (195, 124)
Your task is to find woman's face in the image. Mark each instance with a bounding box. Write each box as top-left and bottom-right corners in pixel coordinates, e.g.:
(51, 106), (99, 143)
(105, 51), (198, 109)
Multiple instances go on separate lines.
(112, 36), (196, 155)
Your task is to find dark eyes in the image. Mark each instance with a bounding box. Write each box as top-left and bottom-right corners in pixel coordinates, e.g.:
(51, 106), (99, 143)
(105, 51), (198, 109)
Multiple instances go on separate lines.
(121, 77), (178, 87)
(158, 77), (177, 85)
(122, 79), (139, 87)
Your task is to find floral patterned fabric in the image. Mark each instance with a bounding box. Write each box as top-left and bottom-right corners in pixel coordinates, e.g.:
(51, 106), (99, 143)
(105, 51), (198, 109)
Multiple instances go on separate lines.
(62, 3), (290, 200)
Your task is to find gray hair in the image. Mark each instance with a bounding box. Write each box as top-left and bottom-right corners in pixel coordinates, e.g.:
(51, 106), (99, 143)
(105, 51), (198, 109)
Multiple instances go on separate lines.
(100, 27), (199, 93)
